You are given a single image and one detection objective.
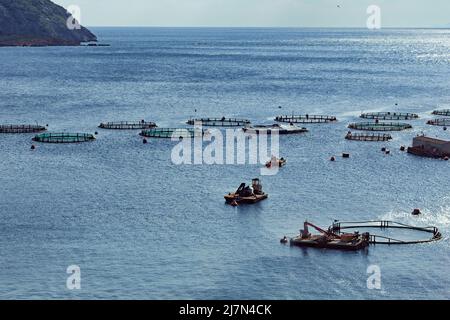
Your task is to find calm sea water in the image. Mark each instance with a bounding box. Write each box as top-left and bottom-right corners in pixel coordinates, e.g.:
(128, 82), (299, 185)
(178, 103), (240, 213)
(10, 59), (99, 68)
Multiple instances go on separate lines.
(0, 28), (449, 300)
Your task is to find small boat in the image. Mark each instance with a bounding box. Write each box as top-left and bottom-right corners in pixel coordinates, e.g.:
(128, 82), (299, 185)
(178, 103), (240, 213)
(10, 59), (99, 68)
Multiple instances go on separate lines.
(224, 179), (268, 205)
(289, 221), (370, 251)
(265, 156), (287, 168)
(243, 124), (308, 135)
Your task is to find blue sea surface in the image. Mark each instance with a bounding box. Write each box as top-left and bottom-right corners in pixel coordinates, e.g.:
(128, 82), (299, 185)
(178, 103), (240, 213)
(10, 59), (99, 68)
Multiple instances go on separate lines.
(0, 28), (449, 299)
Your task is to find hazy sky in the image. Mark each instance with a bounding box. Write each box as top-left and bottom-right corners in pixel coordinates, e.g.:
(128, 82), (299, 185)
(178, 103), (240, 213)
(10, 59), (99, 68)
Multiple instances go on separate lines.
(53, 0), (450, 27)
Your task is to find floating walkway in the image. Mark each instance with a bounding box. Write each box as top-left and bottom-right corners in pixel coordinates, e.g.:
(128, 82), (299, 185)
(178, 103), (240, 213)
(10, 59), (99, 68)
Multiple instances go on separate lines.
(432, 109), (450, 117)
(345, 132), (392, 142)
(99, 121), (157, 130)
(186, 118), (250, 127)
(426, 118), (450, 126)
(348, 122), (412, 131)
(275, 115), (337, 124)
(32, 133), (96, 143)
(360, 112), (419, 120)
(0, 124), (47, 133)
(140, 128), (208, 139)
(331, 220), (442, 245)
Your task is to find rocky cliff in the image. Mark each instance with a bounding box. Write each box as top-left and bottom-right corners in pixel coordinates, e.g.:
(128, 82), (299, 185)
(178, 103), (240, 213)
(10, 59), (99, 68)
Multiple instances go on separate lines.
(0, 0), (97, 46)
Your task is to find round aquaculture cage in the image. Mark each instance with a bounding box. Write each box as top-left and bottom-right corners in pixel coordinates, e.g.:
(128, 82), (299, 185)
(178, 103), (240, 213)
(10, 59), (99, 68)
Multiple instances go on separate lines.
(426, 118), (450, 126)
(186, 117), (250, 127)
(331, 220), (442, 245)
(345, 132), (392, 142)
(432, 109), (450, 117)
(32, 132), (96, 143)
(360, 112), (418, 121)
(0, 124), (47, 134)
(348, 122), (412, 131)
(140, 128), (208, 139)
(99, 121), (157, 130)
(275, 115), (337, 124)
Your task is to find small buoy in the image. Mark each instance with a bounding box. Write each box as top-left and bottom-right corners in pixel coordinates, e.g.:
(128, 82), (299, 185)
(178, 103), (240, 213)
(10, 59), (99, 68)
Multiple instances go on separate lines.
(400, 146), (406, 151)
(412, 208), (422, 216)
(95, 131), (98, 135)
(278, 106), (282, 109)
(143, 138), (148, 144)
(31, 144), (36, 150)
(381, 147), (386, 152)
(330, 156), (336, 162)
(280, 236), (288, 244)
(444, 127), (447, 131)
(46, 124), (49, 127)
(342, 153), (350, 158)
(231, 200), (238, 207)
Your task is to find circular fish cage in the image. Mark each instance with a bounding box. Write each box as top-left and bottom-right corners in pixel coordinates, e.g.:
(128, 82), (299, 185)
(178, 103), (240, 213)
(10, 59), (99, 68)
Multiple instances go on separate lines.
(140, 128), (208, 139)
(331, 220), (442, 245)
(348, 122), (412, 131)
(32, 132), (96, 143)
(275, 115), (337, 124)
(426, 118), (450, 126)
(360, 112), (418, 121)
(0, 124), (47, 134)
(345, 132), (392, 142)
(186, 117), (250, 127)
(432, 109), (450, 117)
(99, 121), (157, 130)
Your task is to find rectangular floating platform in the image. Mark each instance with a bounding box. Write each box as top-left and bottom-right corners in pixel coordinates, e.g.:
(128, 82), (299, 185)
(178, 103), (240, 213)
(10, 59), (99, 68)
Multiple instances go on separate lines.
(432, 109), (450, 117)
(32, 133), (96, 143)
(275, 115), (337, 124)
(0, 124), (47, 133)
(99, 121), (157, 130)
(243, 124), (308, 135)
(140, 128), (207, 139)
(345, 133), (392, 141)
(360, 112), (418, 120)
(186, 118), (251, 127)
(348, 122), (412, 131)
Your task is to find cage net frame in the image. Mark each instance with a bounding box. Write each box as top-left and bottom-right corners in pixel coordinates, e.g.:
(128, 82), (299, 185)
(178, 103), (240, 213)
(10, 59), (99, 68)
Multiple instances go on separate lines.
(432, 109), (450, 117)
(426, 118), (450, 126)
(140, 128), (207, 139)
(275, 115), (337, 124)
(0, 124), (47, 133)
(360, 112), (419, 121)
(32, 132), (96, 143)
(99, 121), (157, 130)
(186, 118), (251, 127)
(345, 132), (392, 141)
(348, 122), (412, 131)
